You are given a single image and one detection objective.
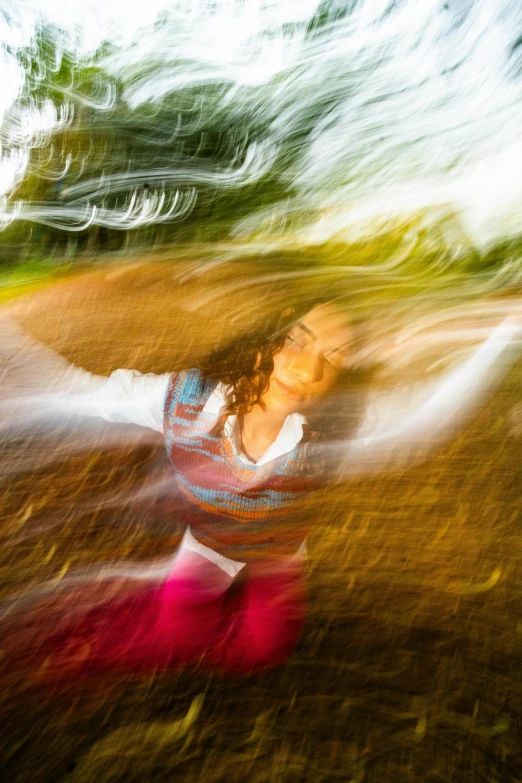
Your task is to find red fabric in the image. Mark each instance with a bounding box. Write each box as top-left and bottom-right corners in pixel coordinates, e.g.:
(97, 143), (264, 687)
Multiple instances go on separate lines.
(18, 552), (307, 678)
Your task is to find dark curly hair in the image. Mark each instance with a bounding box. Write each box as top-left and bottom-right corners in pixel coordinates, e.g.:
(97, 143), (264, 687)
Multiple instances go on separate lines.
(198, 299), (370, 442)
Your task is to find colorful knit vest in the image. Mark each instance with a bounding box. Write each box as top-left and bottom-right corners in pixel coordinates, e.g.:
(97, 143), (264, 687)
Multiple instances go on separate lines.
(164, 369), (321, 561)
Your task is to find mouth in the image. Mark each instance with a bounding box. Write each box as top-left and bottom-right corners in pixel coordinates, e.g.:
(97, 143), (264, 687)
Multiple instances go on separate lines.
(273, 378), (307, 402)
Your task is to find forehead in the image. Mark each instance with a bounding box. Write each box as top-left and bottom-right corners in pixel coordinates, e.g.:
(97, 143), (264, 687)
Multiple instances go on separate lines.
(298, 304), (352, 345)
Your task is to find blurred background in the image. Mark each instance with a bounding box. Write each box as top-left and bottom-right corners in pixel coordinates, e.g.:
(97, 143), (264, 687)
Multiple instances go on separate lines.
(1, 2), (522, 782)
(2, 0), (522, 279)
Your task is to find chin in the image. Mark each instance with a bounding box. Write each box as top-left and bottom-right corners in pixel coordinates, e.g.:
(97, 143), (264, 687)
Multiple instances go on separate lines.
(265, 390), (307, 416)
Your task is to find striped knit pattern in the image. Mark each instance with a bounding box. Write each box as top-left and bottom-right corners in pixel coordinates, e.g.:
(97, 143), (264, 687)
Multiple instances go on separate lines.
(164, 369), (320, 561)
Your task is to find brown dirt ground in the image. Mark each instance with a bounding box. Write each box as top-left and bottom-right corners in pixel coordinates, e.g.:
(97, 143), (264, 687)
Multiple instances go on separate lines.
(0, 259), (521, 783)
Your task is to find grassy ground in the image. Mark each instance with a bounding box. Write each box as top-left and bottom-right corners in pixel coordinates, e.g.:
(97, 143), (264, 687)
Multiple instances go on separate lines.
(0, 259), (521, 782)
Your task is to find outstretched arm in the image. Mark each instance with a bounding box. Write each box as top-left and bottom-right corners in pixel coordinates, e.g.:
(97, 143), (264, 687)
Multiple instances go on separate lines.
(1, 314), (171, 433)
(339, 317), (521, 474)
(60, 368), (172, 432)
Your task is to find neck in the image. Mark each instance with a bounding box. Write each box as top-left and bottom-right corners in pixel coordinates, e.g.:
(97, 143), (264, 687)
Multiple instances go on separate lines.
(237, 404), (288, 464)
(242, 403), (287, 440)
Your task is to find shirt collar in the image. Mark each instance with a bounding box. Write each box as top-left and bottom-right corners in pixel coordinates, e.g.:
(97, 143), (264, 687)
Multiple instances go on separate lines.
(202, 383), (306, 466)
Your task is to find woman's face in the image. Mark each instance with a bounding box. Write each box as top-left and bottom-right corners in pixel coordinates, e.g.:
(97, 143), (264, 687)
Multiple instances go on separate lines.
(260, 304), (353, 416)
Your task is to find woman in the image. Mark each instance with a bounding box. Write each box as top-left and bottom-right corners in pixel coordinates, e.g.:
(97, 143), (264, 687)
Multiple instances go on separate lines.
(1, 298), (520, 676)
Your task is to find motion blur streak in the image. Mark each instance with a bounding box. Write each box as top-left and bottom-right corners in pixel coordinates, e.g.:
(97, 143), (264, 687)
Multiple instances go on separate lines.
(1, 4), (522, 782)
(1, 0), (522, 253)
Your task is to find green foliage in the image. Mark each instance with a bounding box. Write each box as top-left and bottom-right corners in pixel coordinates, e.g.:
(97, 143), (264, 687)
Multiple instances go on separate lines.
(2, 20), (292, 263)
(2, 12), (521, 296)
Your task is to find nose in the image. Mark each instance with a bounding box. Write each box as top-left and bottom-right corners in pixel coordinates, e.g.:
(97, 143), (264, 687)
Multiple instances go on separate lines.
(290, 348), (324, 384)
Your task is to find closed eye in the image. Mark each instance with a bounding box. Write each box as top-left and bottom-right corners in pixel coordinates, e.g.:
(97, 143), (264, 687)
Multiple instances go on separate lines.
(325, 346), (350, 368)
(285, 334), (306, 349)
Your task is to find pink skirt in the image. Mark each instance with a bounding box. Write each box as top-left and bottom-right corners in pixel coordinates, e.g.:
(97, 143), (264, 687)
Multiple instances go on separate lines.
(4, 549), (307, 680)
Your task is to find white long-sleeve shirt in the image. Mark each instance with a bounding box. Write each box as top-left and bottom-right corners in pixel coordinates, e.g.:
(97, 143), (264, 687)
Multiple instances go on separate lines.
(2, 316), (520, 575)
(63, 317), (520, 455)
